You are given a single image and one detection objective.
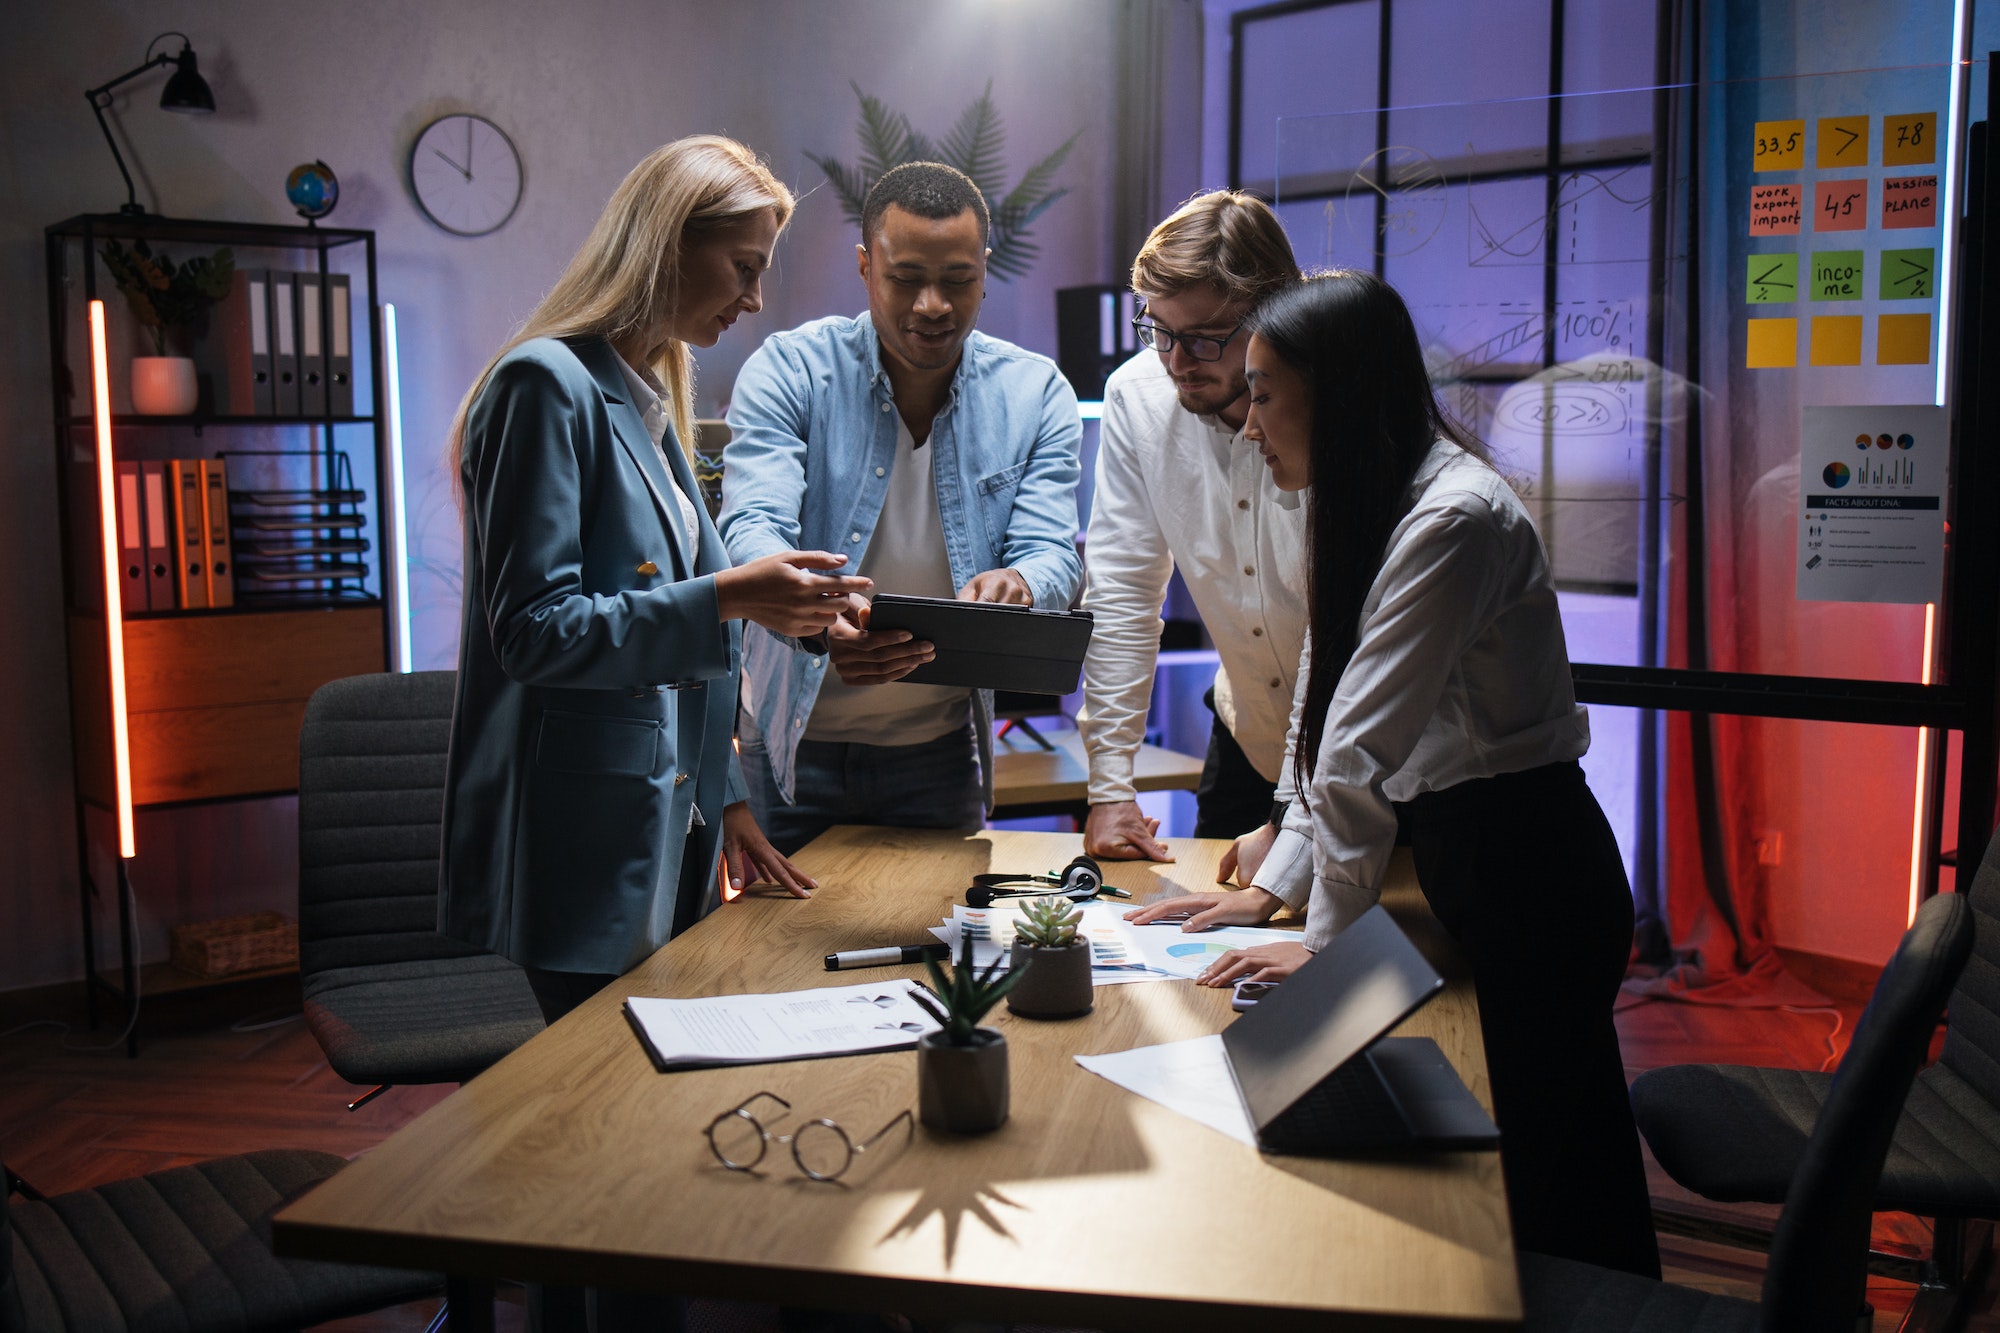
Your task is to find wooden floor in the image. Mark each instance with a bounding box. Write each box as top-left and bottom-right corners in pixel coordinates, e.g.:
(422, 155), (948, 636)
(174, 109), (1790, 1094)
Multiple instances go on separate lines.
(3, 967), (1995, 1331)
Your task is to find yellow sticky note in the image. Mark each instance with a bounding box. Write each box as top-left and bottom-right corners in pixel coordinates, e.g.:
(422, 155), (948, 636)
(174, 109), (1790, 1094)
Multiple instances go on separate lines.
(1747, 317), (1798, 368)
(1817, 115), (1869, 167)
(1884, 112), (1938, 166)
(1878, 313), (1932, 365)
(1809, 315), (1863, 366)
(1754, 120), (1806, 171)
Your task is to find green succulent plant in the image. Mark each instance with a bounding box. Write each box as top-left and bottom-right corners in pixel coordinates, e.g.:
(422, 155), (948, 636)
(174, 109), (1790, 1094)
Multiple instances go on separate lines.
(910, 935), (1023, 1045)
(99, 239), (236, 356)
(1012, 895), (1082, 949)
(805, 80), (1080, 282)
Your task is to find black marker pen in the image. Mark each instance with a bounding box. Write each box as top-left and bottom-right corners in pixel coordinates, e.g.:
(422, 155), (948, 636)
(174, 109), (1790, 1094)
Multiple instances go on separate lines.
(823, 944), (949, 971)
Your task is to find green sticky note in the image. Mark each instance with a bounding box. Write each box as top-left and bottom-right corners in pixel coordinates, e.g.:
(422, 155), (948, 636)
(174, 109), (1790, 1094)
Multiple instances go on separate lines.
(1880, 247), (1935, 300)
(1810, 250), (1865, 300)
(1746, 253), (1798, 304)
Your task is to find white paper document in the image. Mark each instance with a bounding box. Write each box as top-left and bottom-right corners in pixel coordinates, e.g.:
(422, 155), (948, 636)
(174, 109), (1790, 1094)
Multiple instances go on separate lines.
(1075, 1035), (1258, 1146)
(929, 900), (1302, 986)
(624, 981), (934, 1072)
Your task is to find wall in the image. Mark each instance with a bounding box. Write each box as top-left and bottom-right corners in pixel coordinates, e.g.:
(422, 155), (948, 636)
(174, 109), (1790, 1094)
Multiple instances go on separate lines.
(0, 0), (1124, 991)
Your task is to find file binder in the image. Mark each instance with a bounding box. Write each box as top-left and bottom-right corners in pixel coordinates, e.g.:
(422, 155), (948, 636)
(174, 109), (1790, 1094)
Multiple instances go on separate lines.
(201, 458), (235, 608)
(170, 459), (209, 608)
(141, 461), (175, 611)
(298, 271), (327, 417)
(116, 461), (147, 610)
(198, 269), (263, 415)
(248, 269), (274, 415)
(327, 273), (354, 416)
(270, 272), (300, 416)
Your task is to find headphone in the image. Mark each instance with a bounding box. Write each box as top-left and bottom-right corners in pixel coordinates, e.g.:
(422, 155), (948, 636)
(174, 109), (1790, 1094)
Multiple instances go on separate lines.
(965, 855), (1128, 908)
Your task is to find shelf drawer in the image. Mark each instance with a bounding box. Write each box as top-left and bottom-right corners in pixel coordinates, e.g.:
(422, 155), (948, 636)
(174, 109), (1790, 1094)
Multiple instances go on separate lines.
(69, 607), (387, 805)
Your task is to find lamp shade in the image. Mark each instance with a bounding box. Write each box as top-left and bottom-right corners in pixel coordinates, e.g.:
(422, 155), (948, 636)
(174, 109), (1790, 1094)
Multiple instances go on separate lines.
(159, 47), (214, 113)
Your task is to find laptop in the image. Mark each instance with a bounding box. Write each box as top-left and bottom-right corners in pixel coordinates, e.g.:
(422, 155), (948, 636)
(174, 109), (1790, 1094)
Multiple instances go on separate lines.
(865, 594), (1093, 695)
(1219, 905), (1500, 1155)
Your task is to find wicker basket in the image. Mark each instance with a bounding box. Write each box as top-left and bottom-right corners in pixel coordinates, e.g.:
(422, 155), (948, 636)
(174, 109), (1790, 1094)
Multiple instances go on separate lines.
(168, 912), (299, 978)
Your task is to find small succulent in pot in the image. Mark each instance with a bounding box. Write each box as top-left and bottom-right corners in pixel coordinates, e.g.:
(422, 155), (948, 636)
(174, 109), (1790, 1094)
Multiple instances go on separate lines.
(1006, 895), (1094, 1020)
(908, 936), (1021, 1132)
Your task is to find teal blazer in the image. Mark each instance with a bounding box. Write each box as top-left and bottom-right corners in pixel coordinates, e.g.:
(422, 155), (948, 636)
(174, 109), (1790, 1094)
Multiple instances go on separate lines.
(440, 335), (746, 975)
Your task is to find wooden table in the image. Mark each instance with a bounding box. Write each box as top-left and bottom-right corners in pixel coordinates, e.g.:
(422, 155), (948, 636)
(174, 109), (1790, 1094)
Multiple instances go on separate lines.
(990, 729), (1205, 819)
(274, 828), (1519, 1330)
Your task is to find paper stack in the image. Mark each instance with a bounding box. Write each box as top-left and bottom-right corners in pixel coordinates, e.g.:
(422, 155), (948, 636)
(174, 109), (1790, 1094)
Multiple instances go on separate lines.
(926, 900), (1302, 986)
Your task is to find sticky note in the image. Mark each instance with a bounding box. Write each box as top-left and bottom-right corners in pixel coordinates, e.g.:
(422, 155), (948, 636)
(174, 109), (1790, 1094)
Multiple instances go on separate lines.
(1882, 175), (1939, 229)
(1750, 184), (1802, 236)
(1878, 313), (1932, 365)
(1884, 112), (1938, 166)
(1809, 316), (1863, 366)
(1880, 248), (1935, 300)
(1809, 250), (1864, 300)
(1754, 120), (1805, 171)
(1747, 317), (1798, 368)
(1746, 254), (1798, 302)
(1817, 115), (1869, 167)
(1815, 180), (1867, 231)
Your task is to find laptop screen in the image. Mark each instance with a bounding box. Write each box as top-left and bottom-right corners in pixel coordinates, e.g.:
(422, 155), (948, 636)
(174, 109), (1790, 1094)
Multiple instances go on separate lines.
(1219, 905), (1445, 1131)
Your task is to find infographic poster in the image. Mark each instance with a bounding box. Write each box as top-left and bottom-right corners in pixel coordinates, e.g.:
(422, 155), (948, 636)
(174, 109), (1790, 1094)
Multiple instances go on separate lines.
(1798, 404), (1948, 604)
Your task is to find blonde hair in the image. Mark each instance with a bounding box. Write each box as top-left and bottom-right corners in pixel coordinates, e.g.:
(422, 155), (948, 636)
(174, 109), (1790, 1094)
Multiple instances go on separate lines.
(448, 135), (794, 485)
(1130, 190), (1301, 308)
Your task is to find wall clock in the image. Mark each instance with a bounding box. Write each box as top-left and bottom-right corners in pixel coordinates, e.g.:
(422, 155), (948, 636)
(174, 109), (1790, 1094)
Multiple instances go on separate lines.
(410, 113), (522, 237)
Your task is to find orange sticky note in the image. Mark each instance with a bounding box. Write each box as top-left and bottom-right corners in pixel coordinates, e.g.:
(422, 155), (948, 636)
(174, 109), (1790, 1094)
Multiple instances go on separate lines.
(1878, 313), (1932, 365)
(1884, 112), (1938, 166)
(1754, 120), (1805, 171)
(1817, 115), (1869, 167)
(1882, 175), (1939, 229)
(1809, 316), (1863, 366)
(1815, 179), (1868, 231)
(1747, 317), (1798, 368)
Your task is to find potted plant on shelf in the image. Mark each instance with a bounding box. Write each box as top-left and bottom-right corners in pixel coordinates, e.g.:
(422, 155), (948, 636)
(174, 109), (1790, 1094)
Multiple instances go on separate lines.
(908, 936), (1022, 1133)
(1005, 895), (1093, 1020)
(99, 239), (234, 415)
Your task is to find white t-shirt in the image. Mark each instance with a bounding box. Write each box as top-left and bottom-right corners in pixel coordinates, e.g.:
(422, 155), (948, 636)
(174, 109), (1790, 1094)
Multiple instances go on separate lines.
(805, 416), (972, 744)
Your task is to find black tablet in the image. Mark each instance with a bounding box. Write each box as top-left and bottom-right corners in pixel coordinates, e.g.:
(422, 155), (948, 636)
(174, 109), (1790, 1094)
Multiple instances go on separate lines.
(865, 594), (1093, 696)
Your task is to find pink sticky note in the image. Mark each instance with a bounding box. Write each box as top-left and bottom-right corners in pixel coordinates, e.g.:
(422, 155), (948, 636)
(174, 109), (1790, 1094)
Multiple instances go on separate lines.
(1883, 175), (1939, 229)
(1750, 184), (1802, 237)
(1815, 180), (1868, 232)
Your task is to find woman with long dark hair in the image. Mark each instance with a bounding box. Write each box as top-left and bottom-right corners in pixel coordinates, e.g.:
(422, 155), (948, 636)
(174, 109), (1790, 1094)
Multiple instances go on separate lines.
(1128, 270), (1658, 1277)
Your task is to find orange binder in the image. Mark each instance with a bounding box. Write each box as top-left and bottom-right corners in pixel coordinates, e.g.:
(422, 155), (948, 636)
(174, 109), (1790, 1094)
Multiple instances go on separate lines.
(200, 458), (235, 607)
(170, 459), (209, 609)
(141, 461), (175, 611)
(115, 461), (147, 609)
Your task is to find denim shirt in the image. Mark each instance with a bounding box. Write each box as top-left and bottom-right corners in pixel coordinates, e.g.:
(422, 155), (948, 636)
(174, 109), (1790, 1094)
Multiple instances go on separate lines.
(720, 313), (1083, 803)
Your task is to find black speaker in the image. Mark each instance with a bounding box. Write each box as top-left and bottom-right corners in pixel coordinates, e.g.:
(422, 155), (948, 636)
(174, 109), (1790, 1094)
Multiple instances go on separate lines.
(1056, 284), (1139, 401)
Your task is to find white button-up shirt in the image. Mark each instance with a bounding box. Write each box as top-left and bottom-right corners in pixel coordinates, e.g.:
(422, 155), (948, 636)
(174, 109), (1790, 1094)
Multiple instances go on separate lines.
(1078, 350), (1308, 806)
(615, 356), (701, 570)
(1252, 441), (1591, 951)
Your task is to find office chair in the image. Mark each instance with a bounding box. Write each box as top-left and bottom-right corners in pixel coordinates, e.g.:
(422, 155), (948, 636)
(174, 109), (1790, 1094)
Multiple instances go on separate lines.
(1633, 833), (2000, 1321)
(297, 671), (543, 1110)
(1521, 889), (1973, 1331)
(3, 1151), (437, 1331)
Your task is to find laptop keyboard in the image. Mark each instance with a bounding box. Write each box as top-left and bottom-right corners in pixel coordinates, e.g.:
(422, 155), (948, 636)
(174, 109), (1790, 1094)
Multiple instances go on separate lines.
(1259, 1055), (1409, 1153)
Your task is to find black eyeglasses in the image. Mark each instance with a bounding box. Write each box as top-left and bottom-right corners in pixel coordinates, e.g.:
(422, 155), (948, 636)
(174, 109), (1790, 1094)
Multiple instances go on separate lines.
(1131, 317), (1246, 362)
(704, 1091), (913, 1182)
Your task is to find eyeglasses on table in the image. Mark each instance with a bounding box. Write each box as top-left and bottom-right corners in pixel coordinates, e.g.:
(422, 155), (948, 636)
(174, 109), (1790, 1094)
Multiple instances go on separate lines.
(704, 1091), (914, 1182)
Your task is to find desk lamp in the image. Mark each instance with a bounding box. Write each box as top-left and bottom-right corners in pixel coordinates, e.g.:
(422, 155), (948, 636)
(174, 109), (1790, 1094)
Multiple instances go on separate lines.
(85, 32), (216, 215)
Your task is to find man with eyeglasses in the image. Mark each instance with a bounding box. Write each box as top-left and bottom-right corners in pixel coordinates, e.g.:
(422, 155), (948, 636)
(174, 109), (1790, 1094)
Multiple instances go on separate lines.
(1079, 191), (1307, 881)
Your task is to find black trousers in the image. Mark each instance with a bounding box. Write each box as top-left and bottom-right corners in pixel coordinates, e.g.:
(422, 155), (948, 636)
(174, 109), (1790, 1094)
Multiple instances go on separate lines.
(1396, 760), (1661, 1279)
(1193, 689), (1279, 839)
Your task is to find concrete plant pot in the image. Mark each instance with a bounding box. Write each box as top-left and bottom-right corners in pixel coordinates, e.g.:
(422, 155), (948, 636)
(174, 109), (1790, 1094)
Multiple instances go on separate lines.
(1005, 940), (1094, 1019)
(917, 1028), (1009, 1133)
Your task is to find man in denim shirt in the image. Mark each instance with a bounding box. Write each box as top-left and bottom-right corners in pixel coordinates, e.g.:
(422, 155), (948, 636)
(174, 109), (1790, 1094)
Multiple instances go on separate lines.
(721, 163), (1082, 854)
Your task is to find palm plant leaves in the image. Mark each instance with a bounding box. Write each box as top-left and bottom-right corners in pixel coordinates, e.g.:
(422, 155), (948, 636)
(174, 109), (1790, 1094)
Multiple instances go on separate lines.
(810, 81), (1078, 282)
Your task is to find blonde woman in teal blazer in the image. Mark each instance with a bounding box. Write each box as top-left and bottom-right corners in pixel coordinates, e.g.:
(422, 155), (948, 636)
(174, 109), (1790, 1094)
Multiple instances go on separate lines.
(439, 137), (869, 1022)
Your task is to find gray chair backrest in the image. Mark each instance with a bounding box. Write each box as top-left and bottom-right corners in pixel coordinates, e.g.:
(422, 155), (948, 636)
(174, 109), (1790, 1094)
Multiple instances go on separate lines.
(1762, 891), (1973, 1331)
(1940, 830), (2000, 1106)
(297, 671), (483, 978)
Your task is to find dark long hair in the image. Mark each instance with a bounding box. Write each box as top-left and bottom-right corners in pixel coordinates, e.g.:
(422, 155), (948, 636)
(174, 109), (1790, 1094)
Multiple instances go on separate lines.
(1248, 271), (1487, 801)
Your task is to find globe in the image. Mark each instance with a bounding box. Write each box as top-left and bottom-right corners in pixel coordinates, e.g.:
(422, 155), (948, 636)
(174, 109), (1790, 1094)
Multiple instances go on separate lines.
(286, 161), (339, 220)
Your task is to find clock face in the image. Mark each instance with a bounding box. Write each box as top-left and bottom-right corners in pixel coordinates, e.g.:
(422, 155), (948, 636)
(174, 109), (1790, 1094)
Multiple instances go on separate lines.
(410, 114), (522, 236)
